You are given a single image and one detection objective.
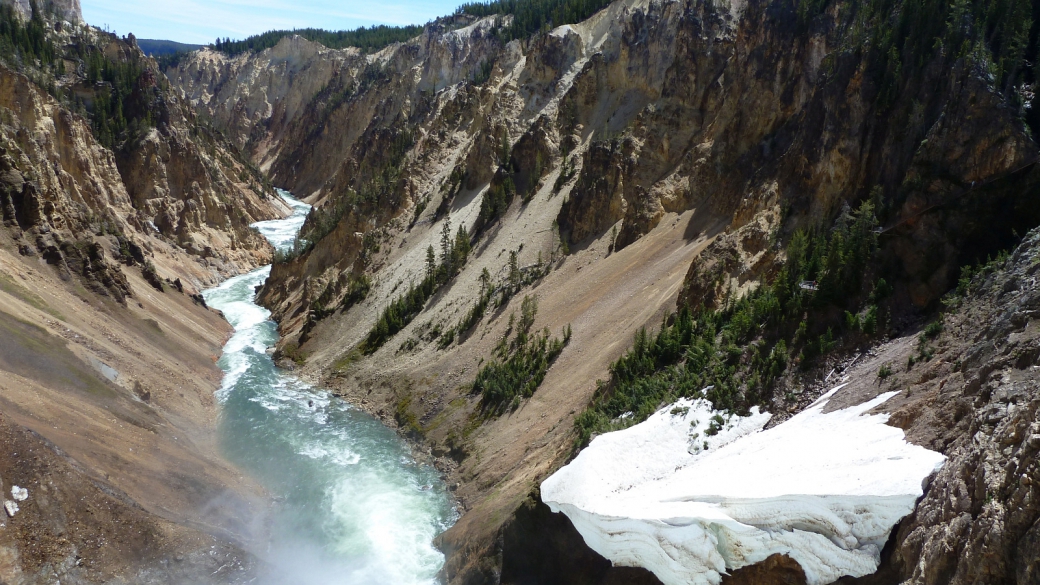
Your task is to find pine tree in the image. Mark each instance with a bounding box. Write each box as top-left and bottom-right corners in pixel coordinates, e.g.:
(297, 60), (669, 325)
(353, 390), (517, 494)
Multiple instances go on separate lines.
(425, 245), (436, 282)
(480, 267), (491, 298)
(440, 219), (452, 276)
(508, 250), (520, 293)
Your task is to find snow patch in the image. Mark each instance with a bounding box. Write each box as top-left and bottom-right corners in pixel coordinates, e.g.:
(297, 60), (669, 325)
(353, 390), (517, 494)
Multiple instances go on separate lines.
(541, 385), (946, 585)
(10, 486), (27, 502)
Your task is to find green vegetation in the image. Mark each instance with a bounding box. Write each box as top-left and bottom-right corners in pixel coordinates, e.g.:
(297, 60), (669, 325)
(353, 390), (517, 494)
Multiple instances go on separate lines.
(339, 273), (373, 311)
(475, 130), (515, 230)
(83, 50), (157, 150)
(949, 249), (1013, 300)
(1, 3), (161, 151)
(281, 342), (308, 365)
(575, 201), (887, 447)
(796, 0), (1038, 119)
(471, 59), (494, 85)
(908, 317), (945, 369)
(308, 273), (372, 323)
(439, 268), (494, 349)
(277, 130), (414, 263)
(213, 25), (424, 57)
(923, 318), (943, 340)
(141, 260), (164, 292)
(474, 295), (572, 413)
(457, 0), (615, 42)
(434, 244), (554, 351)
(0, 2), (56, 66)
(878, 364), (893, 379)
(395, 392), (424, 437)
(477, 175), (515, 230)
(364, 221), (472, 352)
(156, 50), (192, 70)
(136, 39), (202, 57)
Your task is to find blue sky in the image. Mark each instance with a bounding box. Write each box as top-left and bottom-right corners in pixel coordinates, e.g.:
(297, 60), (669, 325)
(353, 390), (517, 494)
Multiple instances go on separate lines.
(81, 0), (464, 45)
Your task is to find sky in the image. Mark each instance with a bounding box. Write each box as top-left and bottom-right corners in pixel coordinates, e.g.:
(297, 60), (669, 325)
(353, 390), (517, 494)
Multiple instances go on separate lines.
(80, 0), (465, 45)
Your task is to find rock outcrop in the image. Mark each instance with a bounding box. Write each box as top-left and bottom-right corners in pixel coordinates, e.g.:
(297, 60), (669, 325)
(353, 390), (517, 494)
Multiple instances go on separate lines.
(7, 0), (81, 23)
(845, 229), (1040, 584)
(0, 6), (286, 582)
(0, 23), (285, 294)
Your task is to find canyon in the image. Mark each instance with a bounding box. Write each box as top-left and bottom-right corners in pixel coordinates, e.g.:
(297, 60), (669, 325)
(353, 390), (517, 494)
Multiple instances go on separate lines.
(0, 0), (1038, 582)
(167, 0), (1040, 581)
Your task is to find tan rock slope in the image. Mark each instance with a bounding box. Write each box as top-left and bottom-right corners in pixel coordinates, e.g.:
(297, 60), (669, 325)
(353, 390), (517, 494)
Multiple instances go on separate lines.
(0, 1), (287, 581)
(168, 0), (1040, 581)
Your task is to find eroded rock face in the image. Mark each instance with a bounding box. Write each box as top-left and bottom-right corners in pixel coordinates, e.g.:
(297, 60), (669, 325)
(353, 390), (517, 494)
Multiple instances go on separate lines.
(0, 43), (283, 297)
(168, 0), (1040, 582)
(0, 15), (285, 583)
(5, 0), (81, 23)
(173, 0), (1038, 339)
(853, 230), (1040, 584)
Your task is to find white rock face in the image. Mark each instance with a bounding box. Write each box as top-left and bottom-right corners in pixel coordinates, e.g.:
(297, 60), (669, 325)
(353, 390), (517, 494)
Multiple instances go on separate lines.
(10, 487), (27, 502)
(3, 500), (17, 518)
(541, 385), (947, 585)
(8, 0), (82, 23)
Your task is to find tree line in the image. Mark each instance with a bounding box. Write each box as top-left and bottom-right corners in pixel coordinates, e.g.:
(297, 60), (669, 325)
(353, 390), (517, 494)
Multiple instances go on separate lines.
(211, 24), (424, 57)
(0, 2), (56, 66)
(457, 0), (615, 41)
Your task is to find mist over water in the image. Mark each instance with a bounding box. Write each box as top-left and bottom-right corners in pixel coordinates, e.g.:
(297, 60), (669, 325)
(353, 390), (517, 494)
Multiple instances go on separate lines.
(203, 191), (456, 584)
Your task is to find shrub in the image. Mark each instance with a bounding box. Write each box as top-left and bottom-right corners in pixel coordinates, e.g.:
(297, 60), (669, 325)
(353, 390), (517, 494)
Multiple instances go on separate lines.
(474, 295), (571, 413)
(363, 219), (471, 352)
(573, 201), (887, 448)
(924, 319), (943, 339)
(339, 274), (372, 311)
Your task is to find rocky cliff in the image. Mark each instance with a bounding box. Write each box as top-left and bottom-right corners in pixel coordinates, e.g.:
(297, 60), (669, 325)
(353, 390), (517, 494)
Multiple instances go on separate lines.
(781, 226), (1040, 585)
(168, 0), (1040, 581)
(8, 0), (80, 23)
(0, 4), (287, 582)
(1, 17), (286, 292)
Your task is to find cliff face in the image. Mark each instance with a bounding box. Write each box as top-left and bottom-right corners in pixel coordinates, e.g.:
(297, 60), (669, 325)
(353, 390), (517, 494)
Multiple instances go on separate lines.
(0, 7), (287, 582)
(168, 0), (1040, 582)
(0, 25), (286, 293)
(8, 0), (81, 23)
(793, 228), (1040, 585)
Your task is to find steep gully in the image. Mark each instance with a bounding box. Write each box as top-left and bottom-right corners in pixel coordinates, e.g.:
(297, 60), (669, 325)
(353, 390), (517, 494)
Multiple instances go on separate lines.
(203, 191), (456, 584)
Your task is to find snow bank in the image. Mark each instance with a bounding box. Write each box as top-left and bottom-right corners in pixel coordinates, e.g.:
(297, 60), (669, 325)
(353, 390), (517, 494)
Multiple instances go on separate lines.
(10, 486), (27, 501)
(541, 385), (946, 585)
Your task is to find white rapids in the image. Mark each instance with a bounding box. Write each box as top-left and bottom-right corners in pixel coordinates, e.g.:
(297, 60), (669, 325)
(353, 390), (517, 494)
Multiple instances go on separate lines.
(204, 190), (456, 585)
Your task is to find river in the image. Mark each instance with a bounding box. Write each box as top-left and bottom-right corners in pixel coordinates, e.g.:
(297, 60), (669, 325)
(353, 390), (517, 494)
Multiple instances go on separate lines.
(202, 190), (456, 584)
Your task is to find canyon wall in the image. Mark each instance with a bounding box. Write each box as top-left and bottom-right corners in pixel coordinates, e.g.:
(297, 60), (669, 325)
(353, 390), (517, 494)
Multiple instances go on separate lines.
(169, 0), (1040, 581)
(8, 0), (81, 23)
(0, 4), (287, 581)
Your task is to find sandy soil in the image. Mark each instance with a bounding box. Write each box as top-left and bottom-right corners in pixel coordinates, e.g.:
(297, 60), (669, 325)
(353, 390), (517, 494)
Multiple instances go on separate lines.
(0, 230), (267, 581)
(294, 157), (726, 564)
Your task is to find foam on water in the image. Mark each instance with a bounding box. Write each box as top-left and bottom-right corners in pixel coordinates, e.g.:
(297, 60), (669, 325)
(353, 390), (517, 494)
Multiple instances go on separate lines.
(203, 191), (456, 585)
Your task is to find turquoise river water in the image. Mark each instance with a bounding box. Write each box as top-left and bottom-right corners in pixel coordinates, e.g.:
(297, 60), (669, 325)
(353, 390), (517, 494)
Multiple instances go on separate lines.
(202, 191), (456, 584)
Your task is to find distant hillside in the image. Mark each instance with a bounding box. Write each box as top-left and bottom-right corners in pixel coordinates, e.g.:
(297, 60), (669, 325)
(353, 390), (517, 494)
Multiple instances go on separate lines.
(212, 24), (423, 56)
(137, 38), (203, 56)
